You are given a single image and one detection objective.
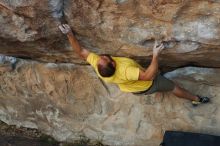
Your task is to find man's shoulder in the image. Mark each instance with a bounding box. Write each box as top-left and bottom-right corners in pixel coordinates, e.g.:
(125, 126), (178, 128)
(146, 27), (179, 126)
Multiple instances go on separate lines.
(112, 56), (135, 62)
(113, 56), (140, 67)
(86, 52), (100, 67)
(88, 52), (99, 57)
(87, 52), (99, 60)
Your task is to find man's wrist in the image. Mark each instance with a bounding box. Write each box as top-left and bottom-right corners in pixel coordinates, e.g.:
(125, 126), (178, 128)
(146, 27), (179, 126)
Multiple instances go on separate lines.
(153, 53), (159, 58)
(67, 32), (73, 37)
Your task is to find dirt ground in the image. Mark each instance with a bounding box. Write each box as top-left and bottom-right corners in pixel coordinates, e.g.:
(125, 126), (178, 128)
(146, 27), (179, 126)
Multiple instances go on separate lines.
(0, 121), (105, 146)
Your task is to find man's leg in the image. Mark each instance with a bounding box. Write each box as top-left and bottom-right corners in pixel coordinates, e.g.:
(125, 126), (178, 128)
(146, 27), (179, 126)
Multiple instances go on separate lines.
(151, 74), (209, 105)
(172, 85), (199, 101)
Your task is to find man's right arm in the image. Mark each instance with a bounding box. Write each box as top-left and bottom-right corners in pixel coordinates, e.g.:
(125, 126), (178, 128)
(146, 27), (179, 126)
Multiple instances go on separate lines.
(138, 41), (164, 81)
(59, 24), (90, 60)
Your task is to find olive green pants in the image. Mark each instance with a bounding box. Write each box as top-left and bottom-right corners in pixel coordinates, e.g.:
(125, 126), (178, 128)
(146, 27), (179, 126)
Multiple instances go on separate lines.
(133, 74), (175, 95)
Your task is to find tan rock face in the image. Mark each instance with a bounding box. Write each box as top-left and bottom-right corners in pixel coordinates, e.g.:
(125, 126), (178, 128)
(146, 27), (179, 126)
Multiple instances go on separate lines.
(0, 60), (220, 146)
(1, 0), (220, 146)
(0, 0), (220, 67)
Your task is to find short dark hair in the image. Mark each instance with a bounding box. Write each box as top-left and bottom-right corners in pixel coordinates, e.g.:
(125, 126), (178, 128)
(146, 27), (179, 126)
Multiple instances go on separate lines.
(98, 55), (115, 77)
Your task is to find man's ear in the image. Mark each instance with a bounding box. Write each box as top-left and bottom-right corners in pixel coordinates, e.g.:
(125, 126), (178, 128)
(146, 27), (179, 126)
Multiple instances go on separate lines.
(112, 61), (116, 68)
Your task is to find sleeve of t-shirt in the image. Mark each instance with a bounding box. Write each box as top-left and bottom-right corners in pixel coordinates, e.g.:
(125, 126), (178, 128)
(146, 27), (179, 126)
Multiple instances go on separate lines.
(125, 66), (140, 81)
(86, 52), (100, 69)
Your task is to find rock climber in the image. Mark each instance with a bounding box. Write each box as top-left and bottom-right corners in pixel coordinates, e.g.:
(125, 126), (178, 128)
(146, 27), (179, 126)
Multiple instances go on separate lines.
(59, 24), (209, 106)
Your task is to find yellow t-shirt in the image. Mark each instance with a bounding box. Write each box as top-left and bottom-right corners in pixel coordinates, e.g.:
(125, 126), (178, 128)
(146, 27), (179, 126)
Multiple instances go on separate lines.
(86, 53), (153, 92)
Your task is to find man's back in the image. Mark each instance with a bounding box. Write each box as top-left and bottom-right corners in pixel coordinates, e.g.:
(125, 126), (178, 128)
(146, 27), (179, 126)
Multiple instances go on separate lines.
(87, 52), (153, 92)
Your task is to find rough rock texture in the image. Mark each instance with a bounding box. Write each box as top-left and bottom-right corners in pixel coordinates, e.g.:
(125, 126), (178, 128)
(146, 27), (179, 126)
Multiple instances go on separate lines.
(0, 0), (220, 68)
(0, 60), (219, 146)
(1, 0), (220, 146)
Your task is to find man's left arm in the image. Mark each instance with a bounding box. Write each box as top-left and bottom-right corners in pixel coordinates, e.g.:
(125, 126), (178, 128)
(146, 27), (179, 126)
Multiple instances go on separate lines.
(59, 24), (90, 60)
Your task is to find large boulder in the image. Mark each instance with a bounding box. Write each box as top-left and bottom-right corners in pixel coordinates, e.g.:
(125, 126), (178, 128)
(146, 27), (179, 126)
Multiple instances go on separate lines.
(0, 60), (219, 146)
(0, 0), (220, 68)
(1, 0), (220, 146)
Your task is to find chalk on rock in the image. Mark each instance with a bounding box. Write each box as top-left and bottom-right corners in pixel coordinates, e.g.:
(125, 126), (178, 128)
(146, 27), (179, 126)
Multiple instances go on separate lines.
(0, 55), (17, 64)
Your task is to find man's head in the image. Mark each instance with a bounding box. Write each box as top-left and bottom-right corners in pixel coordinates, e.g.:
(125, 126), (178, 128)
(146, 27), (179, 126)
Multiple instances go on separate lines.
(97, 54), (116, 77)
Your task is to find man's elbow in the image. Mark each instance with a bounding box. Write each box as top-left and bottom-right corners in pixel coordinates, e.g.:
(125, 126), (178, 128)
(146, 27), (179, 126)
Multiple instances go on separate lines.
(143, 75), (154, 81)
(138, 73), (154, 81)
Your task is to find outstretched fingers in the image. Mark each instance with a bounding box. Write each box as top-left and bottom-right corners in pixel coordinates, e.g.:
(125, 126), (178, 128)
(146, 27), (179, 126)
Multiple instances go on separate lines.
(63, 24), (70, 29)
(154, 40), (158, 48)
(59, 25), (63, 29)
(59, 24), (66, 31)
(59, 24), (71, 34)
(158, 44), (164, 51)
